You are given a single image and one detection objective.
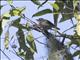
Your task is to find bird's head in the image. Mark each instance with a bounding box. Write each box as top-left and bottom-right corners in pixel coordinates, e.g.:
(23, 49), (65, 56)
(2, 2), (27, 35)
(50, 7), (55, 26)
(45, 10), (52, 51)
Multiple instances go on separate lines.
(36, 18), (45, 22)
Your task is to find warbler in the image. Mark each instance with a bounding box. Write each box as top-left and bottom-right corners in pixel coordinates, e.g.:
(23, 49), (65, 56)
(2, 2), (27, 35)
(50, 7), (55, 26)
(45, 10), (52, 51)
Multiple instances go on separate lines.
(36, 18), (60, 30)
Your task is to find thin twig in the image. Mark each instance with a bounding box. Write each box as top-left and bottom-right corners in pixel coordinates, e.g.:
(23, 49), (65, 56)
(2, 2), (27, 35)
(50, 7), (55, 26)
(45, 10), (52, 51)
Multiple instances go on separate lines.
(22, 14), (36, 25)
(62, 24), (76, 33)
(34, 36), (44, 40)
(9, 42), (24, 60)
(34, 39), (49, 48)
(71, 46), (78, 51)
(66, 5), (73, 11)
(70, 18), (75, 26)
(0, 49), (11, 60)
(9, 49), (24, 60)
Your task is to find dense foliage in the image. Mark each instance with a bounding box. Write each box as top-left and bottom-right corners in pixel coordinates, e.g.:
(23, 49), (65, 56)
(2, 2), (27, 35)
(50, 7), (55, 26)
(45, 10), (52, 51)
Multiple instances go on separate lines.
(0, 0), (80, 60)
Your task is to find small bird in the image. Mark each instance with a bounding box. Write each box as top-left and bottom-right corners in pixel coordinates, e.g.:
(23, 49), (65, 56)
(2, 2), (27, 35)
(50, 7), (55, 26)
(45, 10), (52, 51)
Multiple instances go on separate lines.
(36, 18), (60, 30)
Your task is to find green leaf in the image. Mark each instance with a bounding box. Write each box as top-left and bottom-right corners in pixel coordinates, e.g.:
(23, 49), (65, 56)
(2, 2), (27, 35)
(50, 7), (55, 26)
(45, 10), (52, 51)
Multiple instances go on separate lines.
(9, 7), (25, 16)
(32, 9), (52, 17)
(69, 39), (80, 46)
(0, 20), (2, 35)
(0, 5), (3, 10)
(25, 22), (31, 31)
(17, 27), (34, 59)
(11, 17), (30, 30)
(12, 17), (21, 27)
(19, 52), (25, 56)
(17, 29), (26, 50)
(59, 1), (74, 22)
(73, 51), (80, 57)
(0, 4), (7, 10)
(2, 16), (10, 20)
(2, 12), (11, 20)
(31, 0), (41, 5)
(26, 31), (37, 52)
(53, 3), (59, 11)
(53, 2), (64, 25)
(49, 1), (64, 26)
(65, 53), (73, 60)
(13, 17), (21, 24)
(7, 0), (13, 5)
(17, 29), (34, 60)
(49, 1), (64, 12)
(69, 33), (80, 46)
(38, 0), (48, 9)
(53, 9), (59, 26)
(73, 0), (78, 10)
(49, 2), (59, 11)
(4, 32), (9, 49)
(53, 10), (59, 26)
(25, 50), (34, 60)
(14, 19), (34, 60)
(11, 17), (29, 30)
(0, 5), (4, 10)
(59, 8), (73, 22)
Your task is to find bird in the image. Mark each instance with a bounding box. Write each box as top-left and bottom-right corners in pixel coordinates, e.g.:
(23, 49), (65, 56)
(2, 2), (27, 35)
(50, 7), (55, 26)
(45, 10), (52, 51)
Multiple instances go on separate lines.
(36, 18), (60, 30)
